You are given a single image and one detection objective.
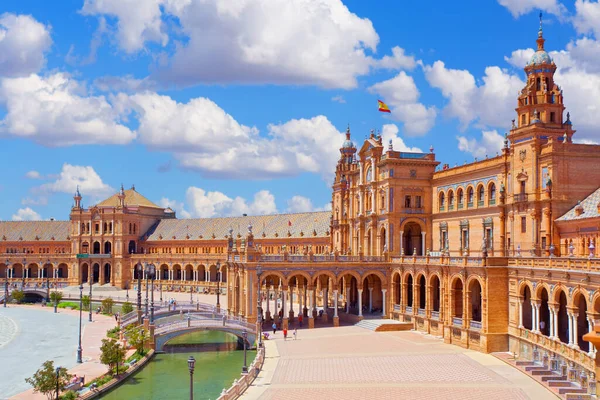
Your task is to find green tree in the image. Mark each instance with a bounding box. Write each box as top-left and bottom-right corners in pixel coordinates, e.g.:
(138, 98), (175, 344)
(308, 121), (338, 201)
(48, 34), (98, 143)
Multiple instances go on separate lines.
(125, 325), (150, 356)
(100, 338), (126, 376)
(25, 360), (71, 400)
(82, 295), (90, 311)
(50, 291), (63, 304)
(121, 301), (133, 314)
(102, 297), (114, 314)
(11, 289), (24, 304)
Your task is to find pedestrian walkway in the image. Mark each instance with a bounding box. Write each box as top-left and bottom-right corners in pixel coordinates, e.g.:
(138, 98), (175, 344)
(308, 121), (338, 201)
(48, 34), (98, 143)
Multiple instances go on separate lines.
(242, 326), (558, 400)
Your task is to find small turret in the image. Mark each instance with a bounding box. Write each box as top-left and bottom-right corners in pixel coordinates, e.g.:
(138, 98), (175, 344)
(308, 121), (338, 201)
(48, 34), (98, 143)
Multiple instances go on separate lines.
(74, 186), (82, 209)
(118, 184), (125, 207)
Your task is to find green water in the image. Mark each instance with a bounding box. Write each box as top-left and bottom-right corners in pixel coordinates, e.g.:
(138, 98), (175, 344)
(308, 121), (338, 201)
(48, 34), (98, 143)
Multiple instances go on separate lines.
(99, 331), (256, 400)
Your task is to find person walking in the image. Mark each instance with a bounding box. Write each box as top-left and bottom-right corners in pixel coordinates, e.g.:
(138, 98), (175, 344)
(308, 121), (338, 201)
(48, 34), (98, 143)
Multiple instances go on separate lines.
(283, 328), (288, 340)
(272, 322), (277, 334)
(298, 314), (303, 327)
(293, 328), (297, 340)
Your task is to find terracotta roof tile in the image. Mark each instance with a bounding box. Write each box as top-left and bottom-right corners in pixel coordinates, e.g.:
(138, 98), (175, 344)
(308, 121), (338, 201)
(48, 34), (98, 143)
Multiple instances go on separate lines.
(96, 189), (162, 209)
(0, 221), (70, 242)
(557, 187), (600, 221)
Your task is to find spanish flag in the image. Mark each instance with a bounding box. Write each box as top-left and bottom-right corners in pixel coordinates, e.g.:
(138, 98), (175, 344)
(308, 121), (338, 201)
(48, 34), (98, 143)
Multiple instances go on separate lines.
(378, 100), (391, 113)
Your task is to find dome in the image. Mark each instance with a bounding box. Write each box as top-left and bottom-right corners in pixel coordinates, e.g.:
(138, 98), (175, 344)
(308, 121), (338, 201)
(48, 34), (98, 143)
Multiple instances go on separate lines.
(342, 139), (354, 149)
(530, 50), (551, 65)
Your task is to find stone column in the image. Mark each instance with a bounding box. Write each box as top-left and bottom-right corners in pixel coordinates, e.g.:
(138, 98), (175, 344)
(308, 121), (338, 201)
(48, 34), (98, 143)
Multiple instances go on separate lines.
(358, 289), (363, 319)
(308, 288), (315, 329)
(368, 287), (373, 313)
(399, 231), (404, 255)
(421, 232), (426, 256)
(531, 303), (537, 332)
(289, 286), (295, 321)
(573, 313), (579, 349)
(552, 308), (559, 340)
(282, 287), (288, 330)
(534, 302), (541, 333)
(588, 316), (597, 356)
(265, 287), (271, 321)
(549, 308), (555, 338)
(303, 285), (308, 316)
(345, 284), (350, 313)
(568, 312), (574, 346)
(299, 285), (303, 316)
(518, 299), (524, 329)
(333, 289), (340, 327)
(382, 289), (387, 317)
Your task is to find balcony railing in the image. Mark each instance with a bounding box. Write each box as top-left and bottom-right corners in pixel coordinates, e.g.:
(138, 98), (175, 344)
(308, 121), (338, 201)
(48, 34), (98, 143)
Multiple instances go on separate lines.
(477, 200), (484, 207)
(467, 201), (473, 208)
(405, 306), (413, 314)
(393, 304), (401, 312)
(514, 193), (528, 202)
(417, 308), (426, 316)
(470, 320), (482, 331)
(439, 206), (445, 212)
(489, 198), (496, 205)
(431, 310), (440, 320)
(403, 208), (424, 214)
(452, 317), (463, 327)
(458, 203), (464, 210)
(448, 204), (454, 211)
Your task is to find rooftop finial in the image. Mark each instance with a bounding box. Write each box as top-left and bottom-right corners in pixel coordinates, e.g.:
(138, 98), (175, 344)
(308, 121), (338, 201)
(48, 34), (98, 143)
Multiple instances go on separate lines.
(539, 12), (543, 36)
(75, 185), (81, 197)
(346, 124), (351, 140)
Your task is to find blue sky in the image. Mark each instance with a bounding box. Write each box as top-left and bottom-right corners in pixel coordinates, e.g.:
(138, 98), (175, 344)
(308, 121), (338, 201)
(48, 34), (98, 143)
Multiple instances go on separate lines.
(1, 0), (599, 221)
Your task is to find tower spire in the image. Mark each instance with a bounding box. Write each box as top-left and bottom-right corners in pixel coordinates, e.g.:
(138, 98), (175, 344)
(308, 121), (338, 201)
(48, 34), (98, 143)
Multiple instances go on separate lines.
(537, 11), (545, 51)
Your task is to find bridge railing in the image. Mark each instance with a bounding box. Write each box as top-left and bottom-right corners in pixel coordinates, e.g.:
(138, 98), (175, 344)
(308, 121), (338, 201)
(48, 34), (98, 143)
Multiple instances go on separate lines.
(120, 303), (221, 328)
(154, 315), (255, 336)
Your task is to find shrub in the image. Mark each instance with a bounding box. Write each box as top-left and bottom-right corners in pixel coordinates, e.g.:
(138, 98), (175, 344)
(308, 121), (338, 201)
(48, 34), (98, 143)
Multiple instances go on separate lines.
(82, 295), (90, 311)
(50, 291), (63, 304)
(121, 301), (133, 315)
(57, 301), (79, 310)
(106, 326), (120, 339)
(11, 289), (24, 304)
(102, 297), (114, 315)
(100, 338), (126, 376)
(60, 391), (78, 400)
(25, 360), (71, 400)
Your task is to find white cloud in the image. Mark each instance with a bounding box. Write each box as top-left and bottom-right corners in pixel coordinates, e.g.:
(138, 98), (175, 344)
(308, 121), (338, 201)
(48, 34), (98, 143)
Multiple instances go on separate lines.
(424, 61), (524, 130)
(21, 197), (48, 206)
(25, 170), (42, 179)
(457, 130), (505, 159)
(0, 13), (52, 77)
(84, 0), (379, 89)
(368, 72), (436, 136)
(0, 73), (135, 146)
(286, 195), (331, 213)
(185, 187), (277, 218)
(331, 95), (346, 104)
(497, 0), (566, 17)
(12, 207), (41, 221)
(34, 164), (114, 199)
(158, 197), (191, 219)
(376, 46), (417, 70)
(81, 0), (167, 53)
(573, 0), (600, 38)
(379, 124), (423, 152)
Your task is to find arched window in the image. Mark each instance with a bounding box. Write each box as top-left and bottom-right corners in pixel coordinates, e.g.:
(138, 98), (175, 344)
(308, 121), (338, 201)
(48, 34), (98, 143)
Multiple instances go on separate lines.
(489, 183), (496, 205)
(477, 186), (485, 207)
(467, 187), (474, 206)
(366, 167), (372, 182)
(448, 190), (454, 210)
(457, 188), (464, 209)
(439, 192), (445, 211)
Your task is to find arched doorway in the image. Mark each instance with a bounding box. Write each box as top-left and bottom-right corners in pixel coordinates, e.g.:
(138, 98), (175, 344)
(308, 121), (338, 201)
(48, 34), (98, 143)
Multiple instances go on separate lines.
(198, 265), (206, 281)
(469, 279), (482, 322)
(418, 275), (426, 311)
(575, 292), (589, 351)
(363, 274), (383, 313)
(339, 273), (359, 314)
(104, 241), (112, 254)
(57, 263), (68, 278)
(0, 263), (7, 278)
(93, 241), (100, 254)
(393, 272), (401, 306)
(403, 222), (422, 256)
(380, 227), (387, 255)
(80, 263), (89, 283)
(185, 264), (193, 281)
(174, 265), (182, 280)
(92, 263), (100, 283)
(209, 265), (217, 282)
(557, 290), (569, 344)
(539, 288), (550, 336)
(406, 274), (413, 308)
(452, 278), (464, 321)
(103, 263), (111, 284)
(430, 275), (441, 312)
(522, 286), (532, 330)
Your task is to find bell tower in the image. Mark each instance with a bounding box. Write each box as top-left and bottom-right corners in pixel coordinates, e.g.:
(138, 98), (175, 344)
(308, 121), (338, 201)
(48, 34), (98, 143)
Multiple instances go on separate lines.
(510, 12), (575, 143)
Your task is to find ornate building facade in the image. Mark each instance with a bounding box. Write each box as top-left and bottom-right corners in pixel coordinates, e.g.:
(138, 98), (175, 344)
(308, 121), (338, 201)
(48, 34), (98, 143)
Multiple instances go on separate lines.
(2, 20), (600, 394)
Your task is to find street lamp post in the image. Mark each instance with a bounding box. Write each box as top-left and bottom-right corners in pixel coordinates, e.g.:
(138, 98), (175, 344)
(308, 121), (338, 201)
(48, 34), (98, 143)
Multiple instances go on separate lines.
(77, 284), (83, 363)
(4, 260), (9, 308)
(188, 355), (196, 400)
(137, 262), (142, 324)
(55, 367), (60, 400)
(256, 265), (263, 348)
(89, 271), (93, 322)
(46, 260), (51, 303)
(144, 263), (149, 320)
(145, 263), (156, 324)
(216, 261), (221, 311)
(242, 329), (248, 373)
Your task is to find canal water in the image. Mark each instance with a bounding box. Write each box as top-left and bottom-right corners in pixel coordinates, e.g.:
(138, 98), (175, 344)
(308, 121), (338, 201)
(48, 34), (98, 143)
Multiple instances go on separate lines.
(99, 331), (256, 400)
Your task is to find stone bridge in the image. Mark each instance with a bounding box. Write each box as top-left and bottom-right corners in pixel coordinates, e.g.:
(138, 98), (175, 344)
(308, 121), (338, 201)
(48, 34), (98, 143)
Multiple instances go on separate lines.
(153, 314), (257, 351)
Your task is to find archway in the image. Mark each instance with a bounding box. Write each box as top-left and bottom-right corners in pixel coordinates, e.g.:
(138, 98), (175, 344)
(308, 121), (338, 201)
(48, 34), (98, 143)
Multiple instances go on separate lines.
(174, 265), (182, 281)
(0, 263), (7, 278)
(339, 273), (359, 315)
(209, 265), (217, 282)
(104, 241), (112, 254)
(80, 263), (89, 283)
(393, 272), (401, 306)
(57, 263), (68, 278)
(430, 275), (441, 312)
(128, 240), (136, 254)
(469, 279), (482, 322)
(403, 222), (422, 256)
(92, 263), (100, 283)
(28, 264), (39, 279)
(363, 273), (383, 313)
(103, 263), (111, 284)
(452, 278), (464, 320)
(198, 265), (206, 281)
(93, 241), (100, 254)
(539, 288), (550, 336)
(522, 286), (532, 330)
(42, 263), (52, 278)
(185, 264), (193, 281)
(81, 242), (89, 254)
(13, 263), (23, 278)
(380, 227), (387, 255)
(261, 274), (284, 322)
(160, 264), (169, 280)
(406, 274), (414, 308)
(575, 292), (589, 351)
(557, 290), (569, 344)
(418, 275), (426, 311)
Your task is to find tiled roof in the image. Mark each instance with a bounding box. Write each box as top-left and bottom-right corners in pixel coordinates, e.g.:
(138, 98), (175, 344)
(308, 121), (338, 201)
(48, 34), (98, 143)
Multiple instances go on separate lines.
(96, 189), (162, 209)
(557, 187), (600, 221)
(0, 221), (70, 242)
(144, 211), (331, 241)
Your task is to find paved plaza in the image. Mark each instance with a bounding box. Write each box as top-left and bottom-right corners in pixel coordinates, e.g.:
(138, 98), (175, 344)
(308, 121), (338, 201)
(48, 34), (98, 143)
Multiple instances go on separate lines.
(0, 305), (114, 400)
(244, 326), (558, 400)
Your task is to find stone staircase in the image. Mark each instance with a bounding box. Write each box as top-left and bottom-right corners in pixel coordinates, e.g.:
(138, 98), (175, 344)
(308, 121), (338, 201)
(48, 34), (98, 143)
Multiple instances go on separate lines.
(355, 319), (412, 332)
(515, 360), (590, 399)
